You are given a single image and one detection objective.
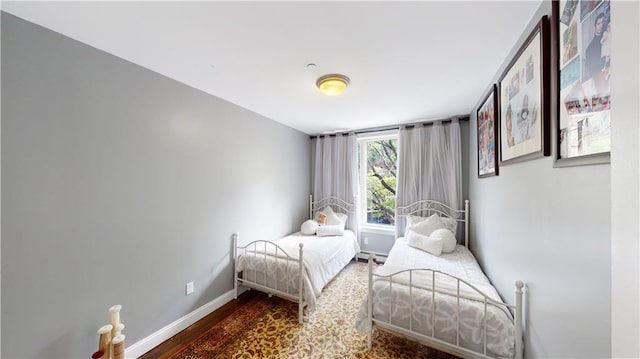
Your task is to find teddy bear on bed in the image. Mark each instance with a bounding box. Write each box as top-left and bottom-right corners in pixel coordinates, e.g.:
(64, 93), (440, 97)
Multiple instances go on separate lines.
(316, 212), (327, 225)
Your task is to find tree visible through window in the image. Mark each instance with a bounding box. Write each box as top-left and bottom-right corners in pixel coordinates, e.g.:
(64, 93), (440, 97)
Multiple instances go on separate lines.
(359, 135), (398, 225)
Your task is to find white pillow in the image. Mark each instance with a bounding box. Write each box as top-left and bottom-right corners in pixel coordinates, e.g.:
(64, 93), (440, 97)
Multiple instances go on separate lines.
(408, 214), (446, 237)
(430, 228), (457, 253)
(440, 217), (458, 236)
(407, 214), (457, 236)
(300, 219), (319, 235)
(405, 214), (435, 235)
(405, 214), (424, 234)
(406, 214), (426, 227)
(406, 230), (443, 256)
(316, 224), (345, 237)
(335, 212), (348, 225)
(319, 206), (343, 226)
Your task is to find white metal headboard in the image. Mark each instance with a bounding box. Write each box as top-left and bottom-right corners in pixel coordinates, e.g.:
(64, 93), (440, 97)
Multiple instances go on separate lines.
(397, 199), (470, 247)
(308, 195), (355, 219)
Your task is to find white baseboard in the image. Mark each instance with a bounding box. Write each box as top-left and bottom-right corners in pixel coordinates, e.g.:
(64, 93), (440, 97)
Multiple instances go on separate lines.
(125, 289), (235, 358)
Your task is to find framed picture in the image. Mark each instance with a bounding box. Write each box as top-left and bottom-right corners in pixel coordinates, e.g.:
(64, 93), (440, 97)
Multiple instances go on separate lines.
(553, 0), (611, 166)
(477, 85), (499, 177)
(498, 16), (551, 165)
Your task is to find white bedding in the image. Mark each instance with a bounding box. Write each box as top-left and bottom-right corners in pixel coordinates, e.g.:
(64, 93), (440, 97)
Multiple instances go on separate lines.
(236, 230), (358, 311)
(356, 238), (515, 358)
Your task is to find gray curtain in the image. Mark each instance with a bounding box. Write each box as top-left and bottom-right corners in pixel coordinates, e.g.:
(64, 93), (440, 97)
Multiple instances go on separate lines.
(395, 118), (462, 238)
(312, 134), (359, 237)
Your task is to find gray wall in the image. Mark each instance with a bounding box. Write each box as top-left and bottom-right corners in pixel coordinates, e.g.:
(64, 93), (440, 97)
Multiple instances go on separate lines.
(1, 12), (310, 358)
(469, 2), (613, 358)
(610, 1), (639, 356)
(360, 231), (395, 255)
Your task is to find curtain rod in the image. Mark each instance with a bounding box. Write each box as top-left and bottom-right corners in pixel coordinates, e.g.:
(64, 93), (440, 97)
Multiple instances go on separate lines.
(309, 115), (469, 139)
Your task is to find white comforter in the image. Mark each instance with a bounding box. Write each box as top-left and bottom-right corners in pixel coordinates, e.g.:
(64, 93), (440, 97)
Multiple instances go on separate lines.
(236, 230), (359, 310)
(356, 238), (515, 358)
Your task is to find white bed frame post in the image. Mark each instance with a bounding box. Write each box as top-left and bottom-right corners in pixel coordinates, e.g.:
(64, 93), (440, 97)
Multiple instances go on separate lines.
(298, 242), (304, 324)
(464, 200), (469, 247)
(515, 280), (524, 359)
(233, 233), (239, 300)
(367, 253), (374, 349)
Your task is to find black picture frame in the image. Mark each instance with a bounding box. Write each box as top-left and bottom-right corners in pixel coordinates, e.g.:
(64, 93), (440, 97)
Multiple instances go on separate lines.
(498, 16), (551, 165)
(552, 0), (611, 167)
(477, 85), (499, 178)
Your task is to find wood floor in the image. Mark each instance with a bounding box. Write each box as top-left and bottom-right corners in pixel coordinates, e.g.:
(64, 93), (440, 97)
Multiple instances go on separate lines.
(138, 290), (265, 359)
(139, 259), (371, 358)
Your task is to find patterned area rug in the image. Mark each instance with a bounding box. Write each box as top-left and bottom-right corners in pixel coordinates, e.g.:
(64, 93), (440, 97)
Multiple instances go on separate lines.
(170, 261), (460, 358)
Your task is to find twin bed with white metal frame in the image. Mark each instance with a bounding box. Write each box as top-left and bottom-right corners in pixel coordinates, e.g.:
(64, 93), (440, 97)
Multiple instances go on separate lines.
(233, 195), (358, 323)
(356, 200), (525, 359)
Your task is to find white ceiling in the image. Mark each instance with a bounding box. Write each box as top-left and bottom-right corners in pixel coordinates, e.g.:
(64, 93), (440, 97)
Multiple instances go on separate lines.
(1, 1), (542, 135)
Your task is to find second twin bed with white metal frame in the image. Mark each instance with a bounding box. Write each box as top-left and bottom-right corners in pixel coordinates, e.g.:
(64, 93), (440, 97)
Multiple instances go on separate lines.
(356, 199), (525, 359)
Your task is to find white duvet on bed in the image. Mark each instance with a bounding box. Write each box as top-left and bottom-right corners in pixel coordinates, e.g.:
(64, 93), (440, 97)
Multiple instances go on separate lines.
(236, 230), (358, 310)
(356, 238), (515, 358)
(385, 238), (503, 300)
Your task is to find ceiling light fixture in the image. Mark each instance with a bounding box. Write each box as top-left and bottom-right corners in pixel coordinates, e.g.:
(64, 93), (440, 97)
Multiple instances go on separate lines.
(316, 74), (350, 96)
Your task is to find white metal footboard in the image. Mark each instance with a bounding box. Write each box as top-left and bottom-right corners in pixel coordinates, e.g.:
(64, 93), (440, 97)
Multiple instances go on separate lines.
(366, 255), (524, 359)
(233, 233), (305, 323)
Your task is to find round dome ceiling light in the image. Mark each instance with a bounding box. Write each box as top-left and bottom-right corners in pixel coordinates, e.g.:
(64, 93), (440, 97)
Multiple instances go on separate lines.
(316, 74), (350, 96)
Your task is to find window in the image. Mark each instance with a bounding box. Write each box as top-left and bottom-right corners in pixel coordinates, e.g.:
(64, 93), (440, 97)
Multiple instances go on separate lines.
(358, 131), (398, 227)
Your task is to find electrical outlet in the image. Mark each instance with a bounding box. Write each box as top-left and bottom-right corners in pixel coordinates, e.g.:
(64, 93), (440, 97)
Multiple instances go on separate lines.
(186, 281), (194, 295)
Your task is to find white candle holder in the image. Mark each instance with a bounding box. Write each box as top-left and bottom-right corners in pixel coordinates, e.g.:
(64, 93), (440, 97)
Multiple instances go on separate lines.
(109, 305), (122, 337)
(114, 322), (125, 337)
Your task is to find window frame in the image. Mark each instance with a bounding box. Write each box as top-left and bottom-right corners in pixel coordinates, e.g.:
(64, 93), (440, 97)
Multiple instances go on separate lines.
(357, 130), (398, 233)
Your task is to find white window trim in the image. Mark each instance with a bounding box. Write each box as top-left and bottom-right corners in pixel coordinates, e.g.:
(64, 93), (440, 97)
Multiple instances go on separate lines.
(357, 130), (398, 229)
(359, 223), (397, 235)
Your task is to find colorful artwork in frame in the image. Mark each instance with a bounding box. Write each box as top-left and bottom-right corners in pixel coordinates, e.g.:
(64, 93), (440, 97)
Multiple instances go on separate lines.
(477, 85), (499, 178)
(498, 16), (551, 164)
(554, 0), (611, 166)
